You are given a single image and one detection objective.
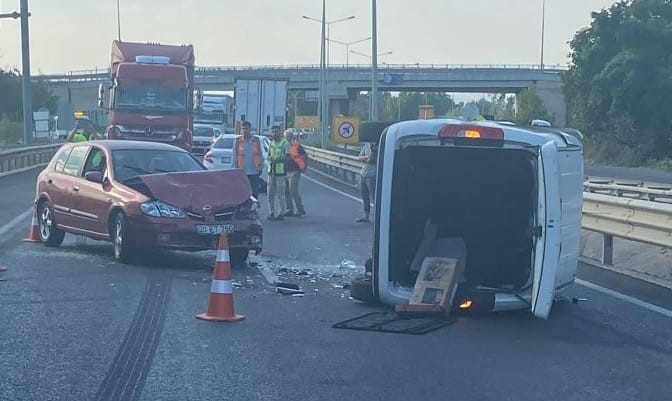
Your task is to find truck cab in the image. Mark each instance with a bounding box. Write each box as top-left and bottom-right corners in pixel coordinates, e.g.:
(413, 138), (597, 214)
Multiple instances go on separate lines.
(101, 41), (195, 152)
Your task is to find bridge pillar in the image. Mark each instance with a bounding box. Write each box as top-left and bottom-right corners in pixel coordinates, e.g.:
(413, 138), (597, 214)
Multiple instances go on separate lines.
(533, 81), (566, 128)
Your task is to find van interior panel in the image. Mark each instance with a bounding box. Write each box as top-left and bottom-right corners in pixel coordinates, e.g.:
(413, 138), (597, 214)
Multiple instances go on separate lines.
(388, 145), (538, 291)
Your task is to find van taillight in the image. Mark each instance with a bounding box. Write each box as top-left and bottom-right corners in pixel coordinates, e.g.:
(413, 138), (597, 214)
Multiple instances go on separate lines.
(439, 124), (504, 140)
(204, 152), (214, 163)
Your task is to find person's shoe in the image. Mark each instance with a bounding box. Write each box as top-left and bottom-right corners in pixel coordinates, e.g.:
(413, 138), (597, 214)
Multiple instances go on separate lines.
(295, 210), (306, 217)
(275, 214), (284, 221)
(284, 210), (295, 217)
(267, 214), (276, 221)
(356, 216), (370, 223)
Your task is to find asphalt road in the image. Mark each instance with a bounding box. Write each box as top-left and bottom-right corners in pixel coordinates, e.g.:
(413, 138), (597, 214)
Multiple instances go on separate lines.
(585, 164), (672, 184)
(1, 167), (671, 401)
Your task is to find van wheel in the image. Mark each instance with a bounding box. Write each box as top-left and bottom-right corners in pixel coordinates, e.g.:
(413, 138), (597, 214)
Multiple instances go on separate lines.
(350, 276), (380, 304)
(38, 201), (65, 247)
(230, 248), (250, 267)
(112, 212), (133, 263)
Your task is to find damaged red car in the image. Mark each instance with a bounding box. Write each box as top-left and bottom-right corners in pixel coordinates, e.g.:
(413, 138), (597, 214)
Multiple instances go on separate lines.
(34, 140), (262, 265)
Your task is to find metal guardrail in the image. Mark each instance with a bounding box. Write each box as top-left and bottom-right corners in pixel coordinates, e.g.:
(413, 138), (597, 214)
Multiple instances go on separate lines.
(0, 144), (61, 176)
(306, 146), (672, 269)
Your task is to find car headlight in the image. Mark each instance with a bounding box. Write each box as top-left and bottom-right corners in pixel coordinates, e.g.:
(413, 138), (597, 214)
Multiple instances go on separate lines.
(140, 201), (186, 218)
(236, 197), (258, 220)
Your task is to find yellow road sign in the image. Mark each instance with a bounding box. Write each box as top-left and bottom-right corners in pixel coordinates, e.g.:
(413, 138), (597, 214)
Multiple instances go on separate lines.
(332, 116), (360, 144)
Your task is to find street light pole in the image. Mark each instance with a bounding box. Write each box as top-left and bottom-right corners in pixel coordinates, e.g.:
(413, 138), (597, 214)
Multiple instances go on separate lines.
(20, 0), (32, 145)
(319, 0), (328, 148)
(371, 0), (378, 121)
(117, 0), (122, 41)
(328, 37), (371, 68)
(540, 0), (545, 70)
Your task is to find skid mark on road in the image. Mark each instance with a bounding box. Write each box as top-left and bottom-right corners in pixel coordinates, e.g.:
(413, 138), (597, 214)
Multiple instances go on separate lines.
(94, 278), (171, 401)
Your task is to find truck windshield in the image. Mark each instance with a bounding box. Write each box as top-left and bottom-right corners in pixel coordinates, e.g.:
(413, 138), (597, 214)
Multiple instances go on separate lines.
(114, 83), (187, 113)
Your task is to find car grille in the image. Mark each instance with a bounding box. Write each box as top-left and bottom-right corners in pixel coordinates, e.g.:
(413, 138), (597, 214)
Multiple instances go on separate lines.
(186, 208), (235, 222)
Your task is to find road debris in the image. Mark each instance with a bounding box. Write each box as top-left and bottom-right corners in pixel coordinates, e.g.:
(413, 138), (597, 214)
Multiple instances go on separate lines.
(339, 259), (358, 269)
(276, 282), (305, 295)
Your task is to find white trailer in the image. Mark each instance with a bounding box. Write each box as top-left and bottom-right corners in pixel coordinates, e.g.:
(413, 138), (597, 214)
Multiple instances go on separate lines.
(233, 79), (288, 136)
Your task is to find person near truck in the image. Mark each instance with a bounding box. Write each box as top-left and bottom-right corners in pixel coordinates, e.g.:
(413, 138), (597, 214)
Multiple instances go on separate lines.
(356, 141), (378, 223)
(233, 121), (264, 199)
(267, 125), (289, 220)
(283, 129), (307, 217)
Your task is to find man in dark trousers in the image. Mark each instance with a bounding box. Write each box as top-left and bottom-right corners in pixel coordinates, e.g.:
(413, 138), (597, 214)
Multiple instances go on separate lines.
(284, 130), (307, 217)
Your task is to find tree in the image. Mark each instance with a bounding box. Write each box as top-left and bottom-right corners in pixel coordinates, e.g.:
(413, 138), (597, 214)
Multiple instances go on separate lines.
(564, 0), (672, 161)
(515, 88), (551, 125)
(0, 68), (57, 121)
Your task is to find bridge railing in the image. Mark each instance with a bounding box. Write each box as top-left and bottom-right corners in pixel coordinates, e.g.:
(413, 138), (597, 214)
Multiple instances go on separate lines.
(0, 144), (62, 177)
(36, 63), (569, 81)
(305, 145), (672, 273)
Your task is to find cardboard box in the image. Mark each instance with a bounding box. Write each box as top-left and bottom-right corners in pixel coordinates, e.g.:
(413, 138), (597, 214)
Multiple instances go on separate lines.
(409, 257), (460, 311)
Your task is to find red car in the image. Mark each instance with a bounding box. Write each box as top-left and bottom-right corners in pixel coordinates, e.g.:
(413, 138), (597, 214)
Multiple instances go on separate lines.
(34, 140), (262, 265)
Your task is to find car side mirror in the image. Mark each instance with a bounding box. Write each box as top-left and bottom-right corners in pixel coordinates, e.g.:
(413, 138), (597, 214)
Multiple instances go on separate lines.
(85, 171), (103, 184)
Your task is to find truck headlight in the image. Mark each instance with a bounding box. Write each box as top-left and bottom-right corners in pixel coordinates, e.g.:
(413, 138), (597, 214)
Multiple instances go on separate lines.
(140, 201), (186, 218)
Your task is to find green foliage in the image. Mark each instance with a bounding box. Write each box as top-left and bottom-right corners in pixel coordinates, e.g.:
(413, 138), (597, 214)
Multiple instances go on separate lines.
(0, 68), (58, 122)
(564, 0), (672, 164)
(0, 119), (24, 149)
(515, 88), (552, 125)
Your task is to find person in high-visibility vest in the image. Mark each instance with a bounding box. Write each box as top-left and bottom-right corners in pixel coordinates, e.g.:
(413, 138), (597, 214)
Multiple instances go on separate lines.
(70, 130), (88, 143)
(267, 125), (289, 220)
(233, 121), (264, 199)
(283, 130), (307, 217)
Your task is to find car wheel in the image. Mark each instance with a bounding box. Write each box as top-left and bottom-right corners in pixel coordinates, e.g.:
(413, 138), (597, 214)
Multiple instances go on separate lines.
(230, 248), (250, 267)
(350, 276), (380, 304)
(38, 201), (65, 247)
(112, 212), (133, 263)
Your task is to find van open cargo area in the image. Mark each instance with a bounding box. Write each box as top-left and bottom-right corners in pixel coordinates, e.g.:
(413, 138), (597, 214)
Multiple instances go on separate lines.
(388, 145), (538, 292)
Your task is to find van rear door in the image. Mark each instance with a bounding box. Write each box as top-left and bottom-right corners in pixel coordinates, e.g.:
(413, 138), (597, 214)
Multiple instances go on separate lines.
(532, 141), (562, 319)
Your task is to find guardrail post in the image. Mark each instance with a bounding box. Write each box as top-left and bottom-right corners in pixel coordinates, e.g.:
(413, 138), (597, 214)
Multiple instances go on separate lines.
(601, 234), (614, 266)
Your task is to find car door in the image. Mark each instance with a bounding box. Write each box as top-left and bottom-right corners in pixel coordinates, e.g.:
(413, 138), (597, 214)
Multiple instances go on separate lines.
(43, 147), (74, 227)
(53, 145), (91, 230)
(72, 146), (110, 237)
(531, 141), (562, 319)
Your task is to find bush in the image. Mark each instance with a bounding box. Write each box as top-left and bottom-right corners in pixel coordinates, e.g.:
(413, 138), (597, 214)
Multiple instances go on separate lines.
(0, 120), (23, 148)
(583, 136), (643, 167)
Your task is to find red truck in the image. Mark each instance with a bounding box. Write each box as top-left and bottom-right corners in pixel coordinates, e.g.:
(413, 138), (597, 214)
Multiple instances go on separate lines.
(98, 40), (195, 151)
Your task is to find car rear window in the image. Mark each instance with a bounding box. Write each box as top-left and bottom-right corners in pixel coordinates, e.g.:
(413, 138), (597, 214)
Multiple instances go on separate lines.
(214, 137), (235, 149)
(112, 149), (205, 182)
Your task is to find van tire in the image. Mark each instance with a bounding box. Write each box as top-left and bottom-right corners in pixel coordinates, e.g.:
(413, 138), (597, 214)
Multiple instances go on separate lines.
(350, 276), (380, 304)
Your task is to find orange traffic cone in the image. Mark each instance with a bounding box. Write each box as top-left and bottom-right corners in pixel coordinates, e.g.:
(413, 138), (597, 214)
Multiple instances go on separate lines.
(196, 234), (245, 322)
(23, 208), (41, 243)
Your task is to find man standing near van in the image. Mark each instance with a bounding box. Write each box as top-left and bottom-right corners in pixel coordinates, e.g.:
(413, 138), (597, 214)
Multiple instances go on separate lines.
(356, 142), (377, 222)
(284, 129), (307, 217)
(267, 125), (289, 220)
(233, 121), (264, 199)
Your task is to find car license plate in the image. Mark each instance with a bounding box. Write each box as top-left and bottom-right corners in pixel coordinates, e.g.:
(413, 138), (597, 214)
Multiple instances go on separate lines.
(222, 156), (231, 163)
(195, 224), (234, 235)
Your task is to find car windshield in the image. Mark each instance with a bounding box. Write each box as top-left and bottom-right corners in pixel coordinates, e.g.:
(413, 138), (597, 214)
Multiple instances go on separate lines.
(114, 82), (187, 112)
(194, 126), (214, 138)
(112, 149), (204, 182)
(213, 137), (235, 149)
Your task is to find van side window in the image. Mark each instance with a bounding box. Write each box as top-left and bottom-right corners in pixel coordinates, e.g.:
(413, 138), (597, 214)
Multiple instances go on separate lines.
(54, 149), (72, 173)
(62, 145), (91, 177)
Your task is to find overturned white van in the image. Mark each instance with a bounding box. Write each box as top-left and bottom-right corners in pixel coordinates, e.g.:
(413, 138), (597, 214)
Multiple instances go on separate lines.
(355, 119), (584, 319)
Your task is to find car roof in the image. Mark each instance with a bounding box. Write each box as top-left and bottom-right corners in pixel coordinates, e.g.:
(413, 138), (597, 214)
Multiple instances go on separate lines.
(81, 140), (188, 152)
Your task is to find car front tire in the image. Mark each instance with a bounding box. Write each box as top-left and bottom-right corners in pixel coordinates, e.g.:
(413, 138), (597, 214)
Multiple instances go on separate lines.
(112, 212), (133, 263)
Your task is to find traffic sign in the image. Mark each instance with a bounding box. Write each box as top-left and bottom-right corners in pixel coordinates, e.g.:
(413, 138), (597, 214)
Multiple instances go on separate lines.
(332, 116), (360, 144)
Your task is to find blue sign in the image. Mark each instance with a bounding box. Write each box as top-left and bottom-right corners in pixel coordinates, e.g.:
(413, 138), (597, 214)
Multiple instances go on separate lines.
(381, 73), (403, 85)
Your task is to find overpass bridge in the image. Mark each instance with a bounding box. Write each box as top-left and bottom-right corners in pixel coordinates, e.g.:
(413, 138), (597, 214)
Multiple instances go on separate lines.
(41, 64), (568, 129)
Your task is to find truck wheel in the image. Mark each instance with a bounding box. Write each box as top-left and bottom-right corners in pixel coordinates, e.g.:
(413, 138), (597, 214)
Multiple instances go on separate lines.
(230, 248), (250, 267)
(350, 276), (380, 304)
(38, 201), (65, 247)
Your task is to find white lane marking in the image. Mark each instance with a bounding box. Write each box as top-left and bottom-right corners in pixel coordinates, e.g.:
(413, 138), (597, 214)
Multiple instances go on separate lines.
(575, 278), (672, 319)
(303, 173), (375, 208)
(306, 172), (672, 320)
(258, 267), (279, 285)
(0, 208), (33, 238)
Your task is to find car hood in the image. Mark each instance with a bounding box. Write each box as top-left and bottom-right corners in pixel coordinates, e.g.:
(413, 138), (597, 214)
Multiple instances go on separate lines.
(135, 169), (251, 211)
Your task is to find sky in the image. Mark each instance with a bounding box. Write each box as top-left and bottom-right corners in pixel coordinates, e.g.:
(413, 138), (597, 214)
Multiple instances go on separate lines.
(0, 0), (617, 74)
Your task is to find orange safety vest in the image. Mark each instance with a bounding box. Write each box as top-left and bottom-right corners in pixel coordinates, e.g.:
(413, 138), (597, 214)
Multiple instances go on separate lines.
(236, 135), (263, 172)
(289, 142), (307, 172)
